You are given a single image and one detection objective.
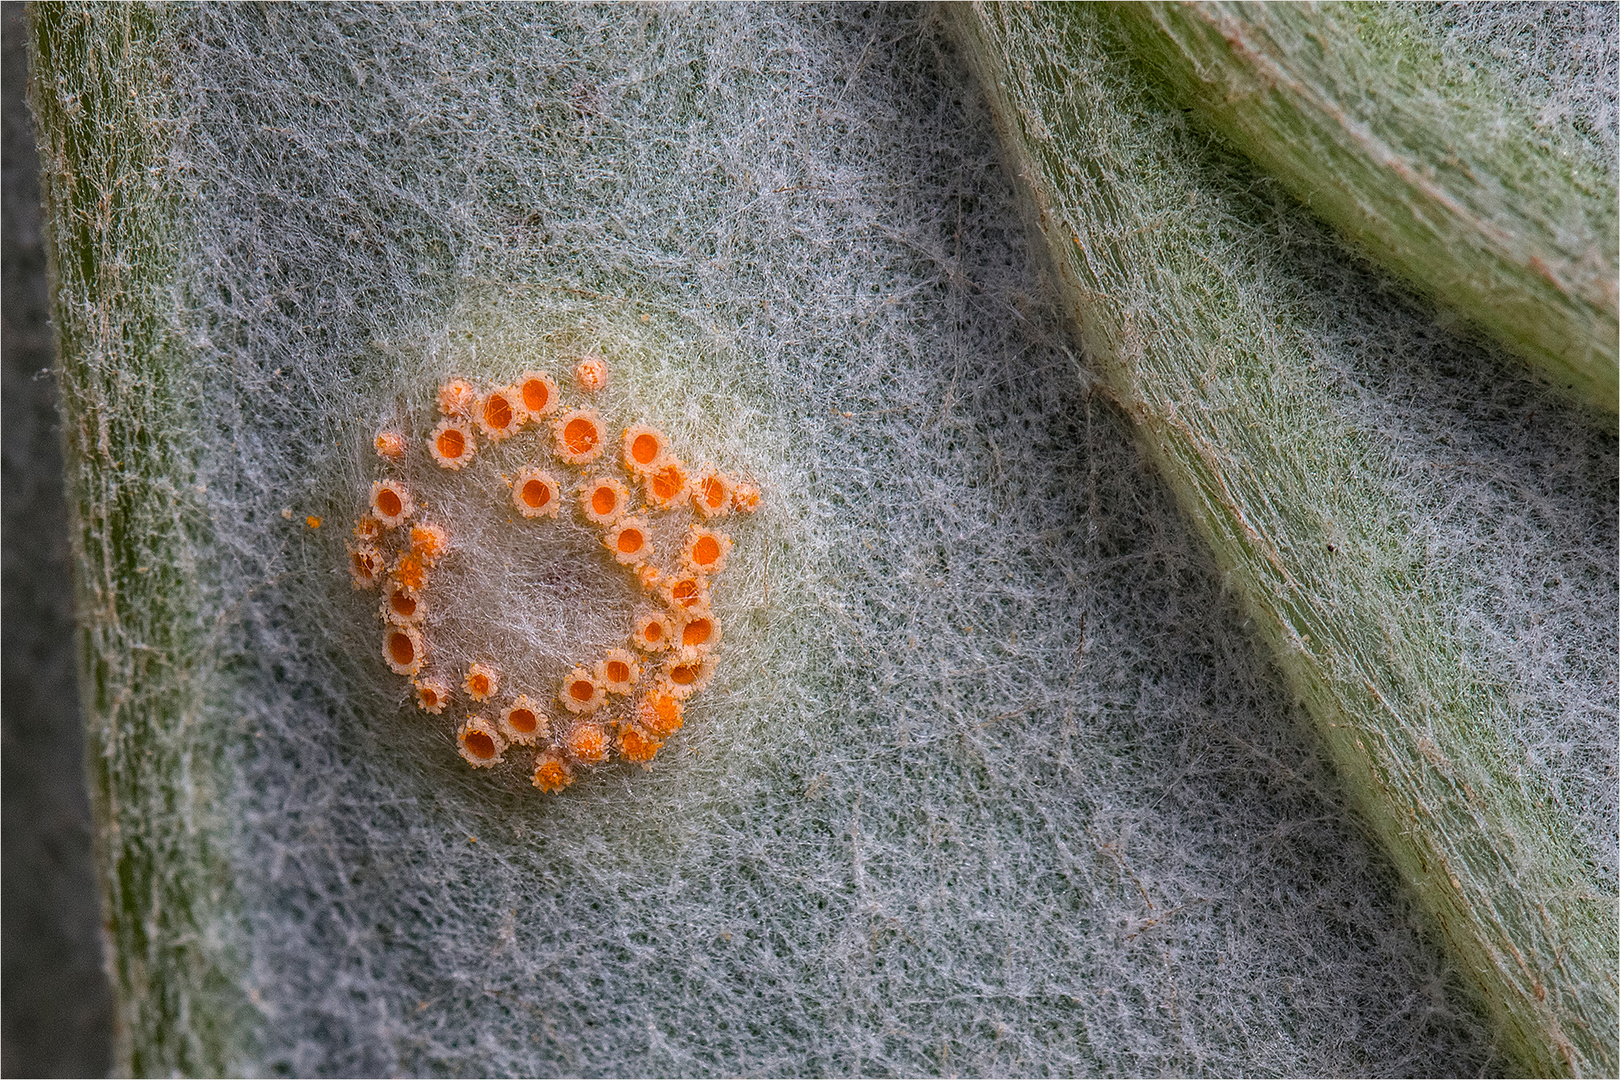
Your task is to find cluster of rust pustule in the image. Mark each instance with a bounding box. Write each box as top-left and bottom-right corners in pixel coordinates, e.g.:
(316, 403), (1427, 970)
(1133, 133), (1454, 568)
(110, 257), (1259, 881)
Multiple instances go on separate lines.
(347, 357), (758, 793)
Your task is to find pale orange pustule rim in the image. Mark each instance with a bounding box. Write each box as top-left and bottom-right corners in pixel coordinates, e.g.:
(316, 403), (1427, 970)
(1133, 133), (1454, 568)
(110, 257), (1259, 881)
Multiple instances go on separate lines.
(458, 717), (506, 768)
(384, 625), (426, 675)
(512, 467), (561, 519)
(517, 371), (559, 418)
(465, 662), (499, 702)
(429, 418), (476, 470)
(371, 479), (413, 527)
(553, 409), (605, 465)
(478, 385), (527, 441)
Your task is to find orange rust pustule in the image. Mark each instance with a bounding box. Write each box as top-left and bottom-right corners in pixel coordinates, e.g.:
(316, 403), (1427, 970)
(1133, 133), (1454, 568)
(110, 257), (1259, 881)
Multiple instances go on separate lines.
(574, 356), (609, 394)
(518, 371), (558, 417)
(458, 717), (506, 768)
(465, 664), (498, 702)
(681, 615), (715, 649)
(554, 409), (605, 465)
(513, 467), (561, 519)
(622, 425), (668, 475)
(429, 419), (476, 470)
(644, 461), (688, 510)
(633, 610), (674, 652)
(385, 626), (425, 675)
(618, 724), (663, 763)
(392, 553), (427, 592)
(371, 480), (412, 525)
(415, 677), (449, 714)
(410, 523), (448, 563)
(500, 696), (546, 746)
(637, 691), (684, 739)
(437, 379), (478, 417)
(478, 386), (525, 441)
(566, 720), (609, 764)
(532, 750), (575, 793)
(374, 430), (407, 460)
(350, 544), (383, 589)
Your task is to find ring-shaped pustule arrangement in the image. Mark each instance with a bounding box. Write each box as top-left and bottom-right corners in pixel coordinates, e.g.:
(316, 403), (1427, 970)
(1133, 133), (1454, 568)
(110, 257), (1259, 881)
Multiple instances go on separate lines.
(351, 355), (760, 794)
